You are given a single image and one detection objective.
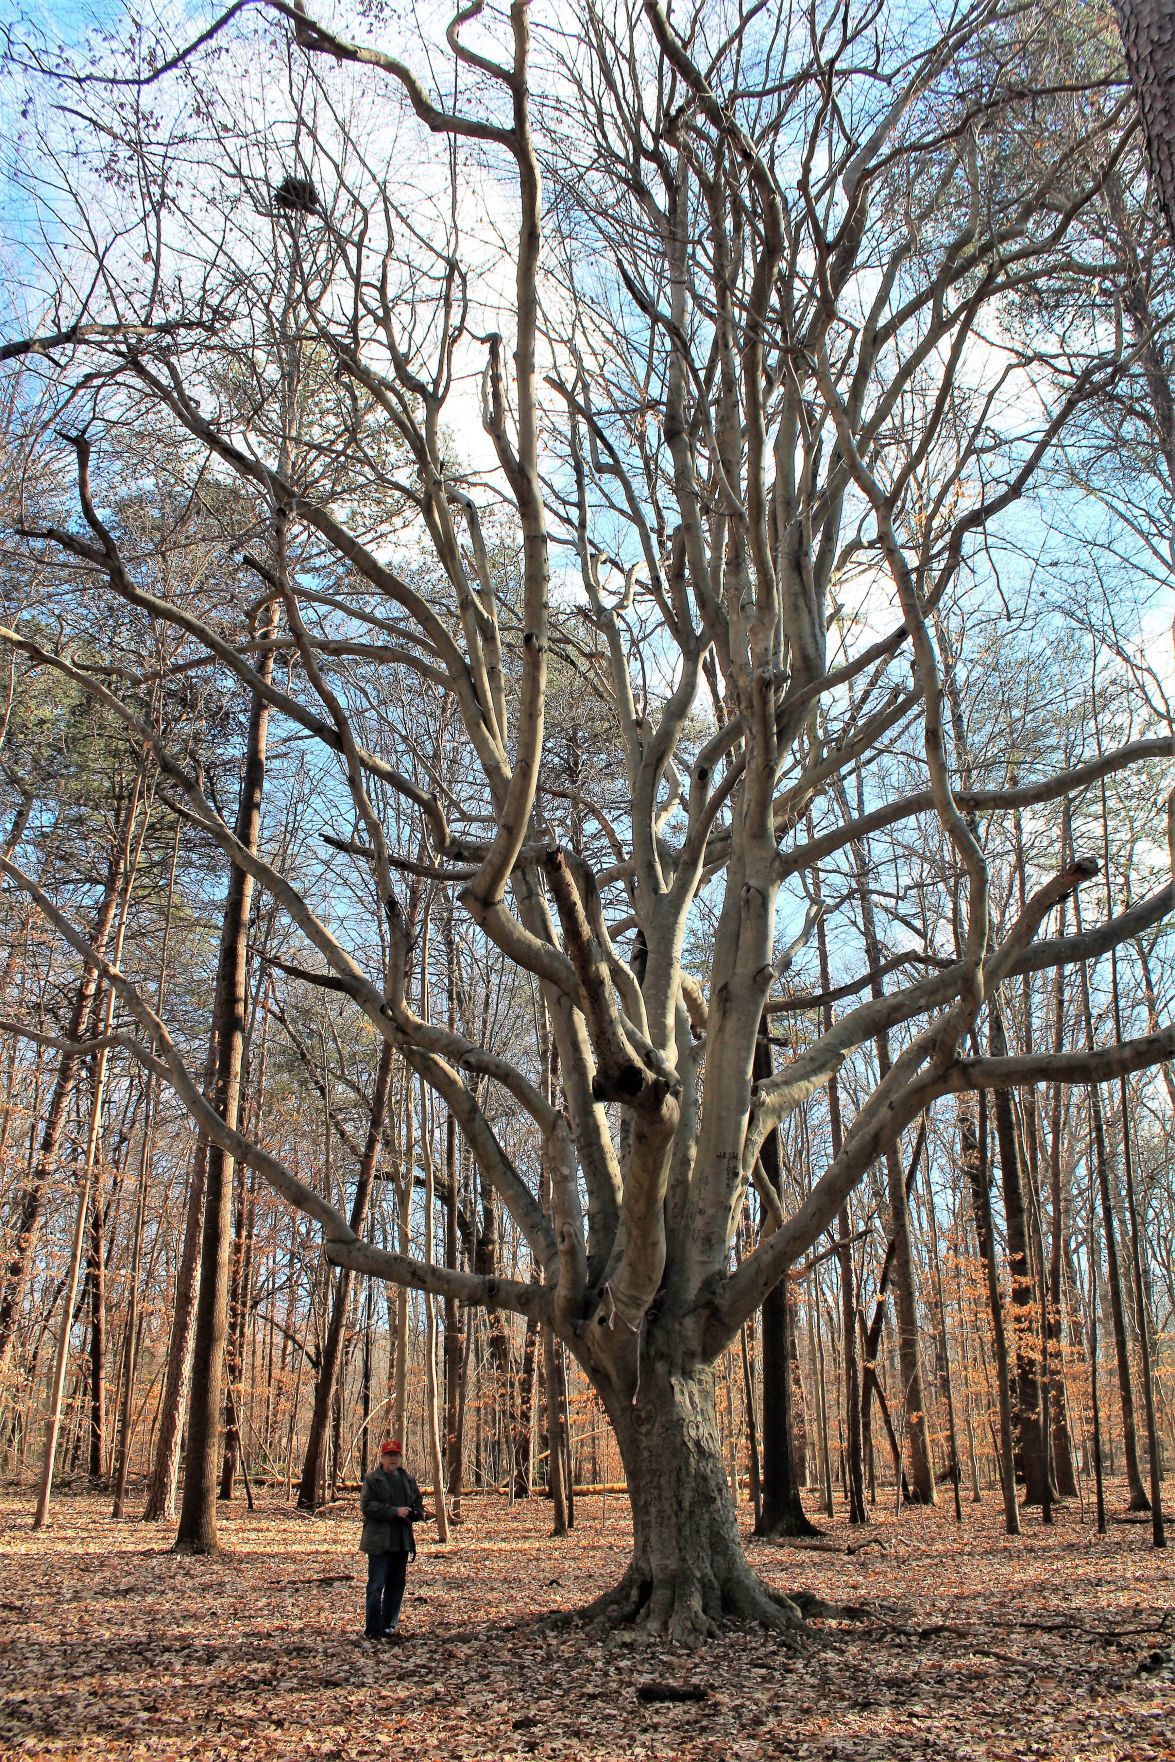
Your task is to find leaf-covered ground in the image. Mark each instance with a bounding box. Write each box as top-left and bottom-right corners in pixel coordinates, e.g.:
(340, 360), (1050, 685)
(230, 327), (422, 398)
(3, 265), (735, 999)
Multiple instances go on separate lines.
(1, 1483), (1171, 1760)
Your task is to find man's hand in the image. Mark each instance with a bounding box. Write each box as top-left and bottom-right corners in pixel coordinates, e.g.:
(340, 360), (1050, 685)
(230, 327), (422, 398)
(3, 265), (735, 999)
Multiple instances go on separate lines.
(395, 1506), (410, 1519)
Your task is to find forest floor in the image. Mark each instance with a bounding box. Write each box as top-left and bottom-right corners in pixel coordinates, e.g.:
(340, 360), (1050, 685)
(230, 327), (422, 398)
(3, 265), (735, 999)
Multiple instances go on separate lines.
(0, 1481), (1172, 1761)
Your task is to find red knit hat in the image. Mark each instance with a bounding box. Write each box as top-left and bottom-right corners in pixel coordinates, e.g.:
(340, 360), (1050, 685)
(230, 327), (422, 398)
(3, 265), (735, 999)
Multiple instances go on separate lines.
(379, 1439), (402, 1454)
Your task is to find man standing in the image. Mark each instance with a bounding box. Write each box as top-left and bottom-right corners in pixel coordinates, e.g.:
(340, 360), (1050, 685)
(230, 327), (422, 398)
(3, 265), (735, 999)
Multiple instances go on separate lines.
(360, 1438), (425, 1642)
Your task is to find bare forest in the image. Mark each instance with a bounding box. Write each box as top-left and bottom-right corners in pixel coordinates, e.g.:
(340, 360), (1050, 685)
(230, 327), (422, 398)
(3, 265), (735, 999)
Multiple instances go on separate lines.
(0, 0), (1172, 1753)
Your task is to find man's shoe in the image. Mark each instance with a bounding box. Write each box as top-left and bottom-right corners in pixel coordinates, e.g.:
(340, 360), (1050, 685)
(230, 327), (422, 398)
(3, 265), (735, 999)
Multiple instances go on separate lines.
(383, 1630), (407, 1645)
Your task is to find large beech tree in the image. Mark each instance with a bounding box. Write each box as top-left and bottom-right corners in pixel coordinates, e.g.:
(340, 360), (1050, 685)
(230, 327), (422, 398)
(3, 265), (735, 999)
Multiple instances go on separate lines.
(2, 0), (1173, 1634)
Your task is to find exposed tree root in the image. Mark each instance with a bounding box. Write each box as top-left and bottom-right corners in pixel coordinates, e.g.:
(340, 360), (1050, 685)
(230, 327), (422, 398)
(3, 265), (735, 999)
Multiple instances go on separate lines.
(583, 1562), (651, 1630)
(544, 1554), (861, 1647)
(722, 1571), (807, 1636)
(786, 1588), (873, 1622)
(539, 1560), (649, 1634)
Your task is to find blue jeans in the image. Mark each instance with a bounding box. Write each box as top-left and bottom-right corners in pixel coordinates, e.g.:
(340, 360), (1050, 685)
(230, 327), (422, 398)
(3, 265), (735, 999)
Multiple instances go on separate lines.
(365, 1550), (409, 1636)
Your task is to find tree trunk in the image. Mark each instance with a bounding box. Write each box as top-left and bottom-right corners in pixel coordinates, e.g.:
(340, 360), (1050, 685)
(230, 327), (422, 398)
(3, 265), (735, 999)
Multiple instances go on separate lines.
(859, 1122), (926, 1505)
(113, 816), (182, 1518)
(924, 1167), (964, 1523)
(443, 1114), (465, 1517)
(844, 790), (936, 1506)
(358, 1276), (373, 1479)
(961, 1093), (1021, 1535)
(297, 1040), (394, 1508)
(391, 1168), (412, 1447)
(474, 1182), (515, 1480)
(221, 1010), (267, 1503)
(1090, 1083), (1150, 1509)
(752, 1028), (818, 1536)
(882, 1139), (935, 1504)
(814, 893), (866, 1522)
(111, 1076), (155, 1516)
(513, 1315), (539, 1497)
(739, 1319), (762, 1526)
(988, 996), (1052, 1505)
(1064, 796), (1150, 1513)
(35, 986), (131, 1523)
(1074, 984), (1150, 1509)
(175, 593), (276, 1554)
(557, 1338), (576, 1526)
(174, 967), (248, 1550)
(34, 777), (145, 1527)
(1045, 957), (1079, 1499)
(85, 1196), (106, 1480)
(0, 819), (131, 1380)
(442, 925), (469, 1518)
(1087, 1189), (1108, 1535)
(542, 1323), (569, 1534)
(592, 1353), (803, 1643)
(1096, 755), (1166, 1548)
(141, 1121), (210, 1520)
(137, 829), (211, 1526)
(1112, 0), (1175, 248)
(218, 1156), (250, 1501)
(33, 1165), (92, 1529)
(756, 1267), (819, 1536)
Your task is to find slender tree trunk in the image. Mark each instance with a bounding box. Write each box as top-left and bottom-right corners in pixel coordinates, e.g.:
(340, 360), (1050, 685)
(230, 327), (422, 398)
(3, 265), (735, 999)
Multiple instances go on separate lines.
(1061, 788), (1150, 1511)
(392, 1160), (412, 1447)
(33, 1163), (93, 1529)
(513, 1316), (539, 1498)
(961, 1093), (1020, 1535)
(844, 793), (936, 1505)
(1095, 752), (1166, 1546)
(473, 1180), (515, 1482)
(111, 1076), (154, 1515)
(443, 1122), (466, 1518)
(220, 1001), (267, 1502)
(142, 1116), (211, 1521)
(0, 819), (132, 1380)
(859, 1124), (926, 1505)
(82, 1190), (106, 1482)
(812, 1282), (835, 1517)
(1045, 953), (1079, 1498)
(1087, 1164), (1108, 1536)
(218, 1156), (250, 1502)
(1116, 1063), (1166, 1544)
(753, 1029), (819, 1537)
(34, 771), (147, 1525)
(37, 1012), (131, 1519)
(442, 921), (468, 1518)
(988, 995), (1052, 1505)
(412, 913), (450, 1546)
(112, 816), (180, 1517)
(739, 1317), (762, 1526)
(297, 1040), (395, 1507)
(1073, 1011), (1150, 1508)
(358, 1275), (374, 1479)
(543, 1323), (569, 1534)
(557, 1339), (576, 1526)
(925, 1163), (963, 1523)
(175, 592), (277, 1554)
(814, 895), (866, 1522)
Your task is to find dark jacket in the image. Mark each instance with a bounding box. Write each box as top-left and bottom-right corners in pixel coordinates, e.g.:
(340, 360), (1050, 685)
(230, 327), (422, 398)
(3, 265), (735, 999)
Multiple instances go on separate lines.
(359, 1463), (425, 1556)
